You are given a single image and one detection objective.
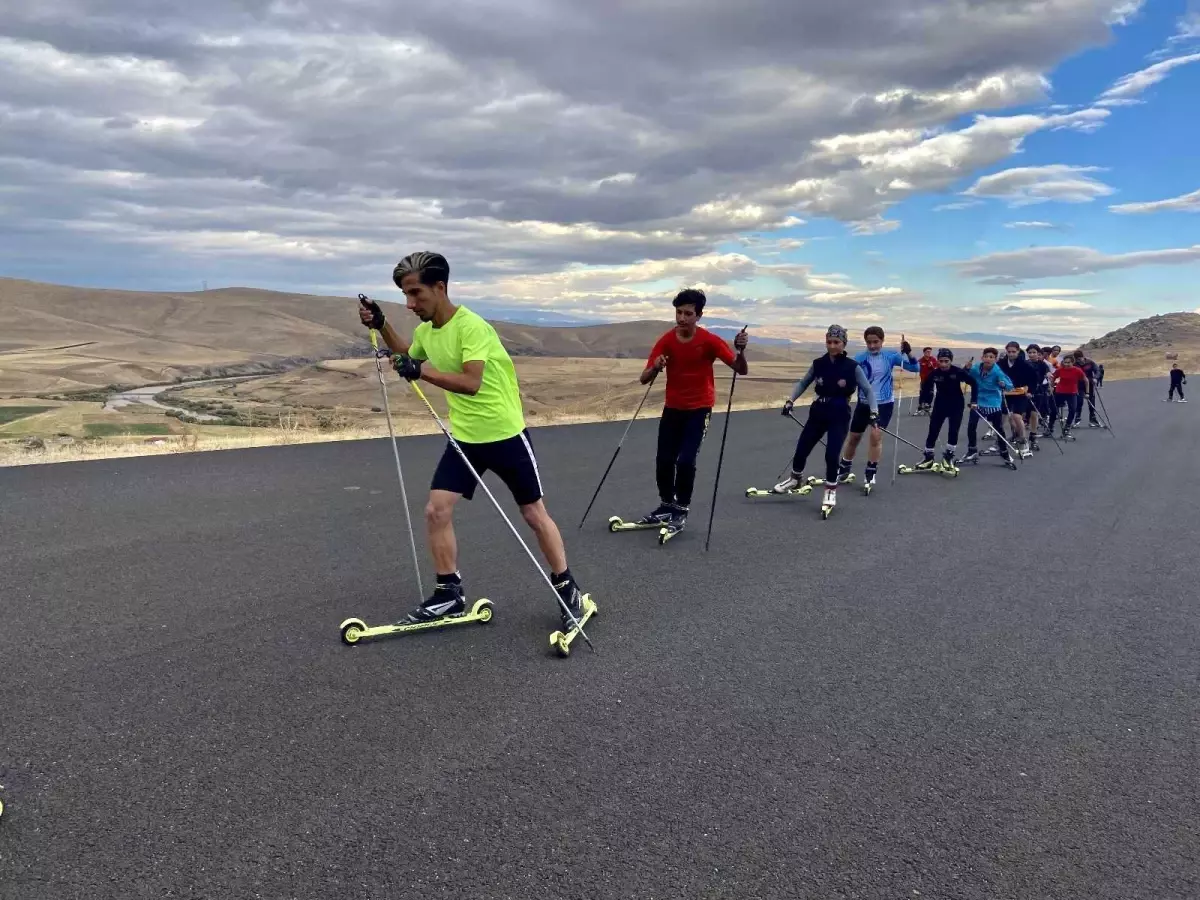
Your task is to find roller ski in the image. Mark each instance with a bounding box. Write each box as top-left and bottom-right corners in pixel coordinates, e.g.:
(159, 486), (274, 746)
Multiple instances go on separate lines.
(340, 585), (495, 645)
(745, 473), (813, 498)
(548, 584), (598, 658)
(658, 507), (688, 545)
(956, 449), (980, 466)
(898, 451), (959, 478)
(608, 503), (675, 533)
(819, 486), (837, 520)
(807, 472), (854, 487)
(1059, 426), (1077, 442)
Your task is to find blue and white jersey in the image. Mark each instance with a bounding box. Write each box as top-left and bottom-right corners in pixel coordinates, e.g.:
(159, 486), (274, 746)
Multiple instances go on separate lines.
(968, 361), (1014, 408)
(854, 349), (920, 405)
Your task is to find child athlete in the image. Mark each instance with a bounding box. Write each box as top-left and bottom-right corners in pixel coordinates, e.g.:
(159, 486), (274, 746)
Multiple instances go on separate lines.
(773, 325), (878, 515)
(1053, 355), (1086, 438)
(962, 348), (1017, 469)
(634, 288), (748, 536)
(1024, 344), (1053, 446)
(909, 349), (977, 471)
(917, 346), (938, 414)
(835, 326), (920, 491)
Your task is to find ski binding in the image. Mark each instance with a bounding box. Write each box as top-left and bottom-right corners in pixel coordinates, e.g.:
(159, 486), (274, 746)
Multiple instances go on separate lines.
(549, 594), (598, 657)
(339, 598), (494, 645)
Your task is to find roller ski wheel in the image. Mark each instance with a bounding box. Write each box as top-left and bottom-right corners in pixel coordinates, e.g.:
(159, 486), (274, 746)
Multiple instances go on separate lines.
(819, 489), (837, 519)
(549, 594), (597, 658)
(820, 504), (835, 520)
(862, 478), (876, 496)
(956, 451), (980, 466)
(745, 484), (812, 498)
(339, 599), (494, 646)
(1002, 459), (1018, 471)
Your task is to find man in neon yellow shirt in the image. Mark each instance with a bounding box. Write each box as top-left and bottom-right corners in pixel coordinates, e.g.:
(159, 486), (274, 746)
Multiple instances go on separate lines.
(359, 251), (586, 632)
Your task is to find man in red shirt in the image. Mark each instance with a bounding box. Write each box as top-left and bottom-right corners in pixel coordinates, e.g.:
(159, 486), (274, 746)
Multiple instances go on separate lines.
(917, 347), (938, 414)
(1052, 355), (1086, 440)
(635, 288), (749, 536)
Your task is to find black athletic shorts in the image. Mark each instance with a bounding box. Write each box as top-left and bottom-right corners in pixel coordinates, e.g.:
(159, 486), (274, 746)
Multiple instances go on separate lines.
(850, 400), (893, 434)
(431, 430), (543, 506)
(1005, 395), (1031, 416)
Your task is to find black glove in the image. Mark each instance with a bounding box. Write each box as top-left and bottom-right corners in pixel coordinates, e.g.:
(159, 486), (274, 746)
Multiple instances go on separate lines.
(900, 340), (912, 356)
(358, 293), (385, 330)
(391, 354), (423, 381)
(781, 400), (794, 416)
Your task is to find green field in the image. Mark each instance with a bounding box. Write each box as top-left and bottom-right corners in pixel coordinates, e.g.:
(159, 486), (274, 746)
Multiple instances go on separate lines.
(83, 423), (172, 437)
(0, 405), (54, 425)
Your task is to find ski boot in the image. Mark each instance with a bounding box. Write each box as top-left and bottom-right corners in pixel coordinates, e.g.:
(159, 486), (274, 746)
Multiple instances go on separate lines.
(548, 572), (597, 657)
(937, 449), (960, 477)
(745, 473), (813, 498)
(980, 445), (1001, 456)
(1060, 425), (1076, 442)
(819, 486), (837, 519)
(898, 452), (936, 475)
(862, 466), (878, 495)
(1019, 440), (1033, 459)
(405, 581), (466, 623)
(658, 505), (688, 545)
(609, 503), (674, 532)
(1002, 456), (1018, 471)
(1029, 435), (1040, 452)
(956, 448), (980, 466)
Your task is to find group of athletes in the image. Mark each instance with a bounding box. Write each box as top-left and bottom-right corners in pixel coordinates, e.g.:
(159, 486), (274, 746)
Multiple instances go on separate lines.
(356, 250), (1114, 637)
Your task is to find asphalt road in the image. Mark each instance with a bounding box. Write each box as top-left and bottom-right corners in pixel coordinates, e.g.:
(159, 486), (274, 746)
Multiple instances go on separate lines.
(2, 378), (1197, 899)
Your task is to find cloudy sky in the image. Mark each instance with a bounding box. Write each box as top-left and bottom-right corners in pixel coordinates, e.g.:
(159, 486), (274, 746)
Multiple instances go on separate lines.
(2, 0), (1198, 343)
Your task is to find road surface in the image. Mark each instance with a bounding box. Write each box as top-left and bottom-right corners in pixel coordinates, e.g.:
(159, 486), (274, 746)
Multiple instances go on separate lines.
(1, 378), (1197, 899)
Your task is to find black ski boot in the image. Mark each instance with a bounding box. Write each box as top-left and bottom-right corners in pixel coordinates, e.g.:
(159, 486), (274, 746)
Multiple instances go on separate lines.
(403, 580), (466, 624)
(635, 503), (676, 527)
(553, 570), (585, 632)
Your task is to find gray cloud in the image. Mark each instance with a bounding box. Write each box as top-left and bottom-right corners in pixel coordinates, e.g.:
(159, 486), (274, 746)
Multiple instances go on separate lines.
(1110, 187), (1200, 214)
(963, 165), (1114, 205)
(0, 0), (1138, 306)
(949, 244), (1200, 284)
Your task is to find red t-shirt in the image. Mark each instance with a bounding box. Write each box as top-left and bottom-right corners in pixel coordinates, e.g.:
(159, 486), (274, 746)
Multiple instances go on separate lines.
(1054, 365), (1086, 395)
(919, 356), (938, 382)
(648, 327), (736, 410)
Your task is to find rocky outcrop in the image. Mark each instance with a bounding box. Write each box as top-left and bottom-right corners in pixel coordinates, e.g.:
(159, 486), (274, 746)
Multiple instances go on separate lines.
(1083, 313), (1200, 352)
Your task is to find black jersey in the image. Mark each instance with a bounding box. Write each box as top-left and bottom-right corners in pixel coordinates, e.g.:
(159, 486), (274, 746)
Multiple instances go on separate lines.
(927, 365), (978, 407)
(812, 353), (862, 401)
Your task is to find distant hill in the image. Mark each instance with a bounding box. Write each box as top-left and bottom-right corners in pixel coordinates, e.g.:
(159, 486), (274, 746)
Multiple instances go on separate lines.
(1082, 312), (1200, 353)
(0, 277), (798, 394)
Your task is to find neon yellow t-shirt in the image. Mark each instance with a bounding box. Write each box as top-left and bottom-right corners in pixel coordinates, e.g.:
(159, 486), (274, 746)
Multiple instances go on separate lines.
(409, 306), (526, 444)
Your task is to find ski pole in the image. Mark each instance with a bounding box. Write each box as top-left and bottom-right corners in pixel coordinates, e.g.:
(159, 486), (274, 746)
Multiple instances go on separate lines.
(1034, 395), (1065, 455)
(1094, 387), (1116, 437)
(892, 388), (902, 485)
(969, 406), (1021, 460)
(578, 374), (658, 528)
(875, 422), (925, 454)
(1000, 397), (1026, 464)
(786, 410), (825, 448)
(360, 295), (423, 602)
(406, 379), (595, 652)
(705, 326), (746, 553)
